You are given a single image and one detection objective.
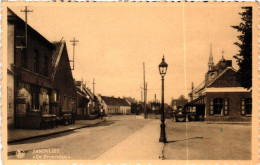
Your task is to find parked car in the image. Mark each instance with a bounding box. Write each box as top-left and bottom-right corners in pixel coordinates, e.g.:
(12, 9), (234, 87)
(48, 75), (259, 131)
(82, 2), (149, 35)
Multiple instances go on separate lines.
(174, 107), (187, 122)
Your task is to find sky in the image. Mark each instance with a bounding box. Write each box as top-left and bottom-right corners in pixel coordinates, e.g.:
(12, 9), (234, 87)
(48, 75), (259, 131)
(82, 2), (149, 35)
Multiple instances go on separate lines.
(8, 3), (245, 104)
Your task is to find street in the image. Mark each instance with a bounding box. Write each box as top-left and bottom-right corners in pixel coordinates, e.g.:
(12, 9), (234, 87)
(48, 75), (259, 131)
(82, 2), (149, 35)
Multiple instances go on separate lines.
(8, 116), (251, 160)
(8, 115), (154, 160)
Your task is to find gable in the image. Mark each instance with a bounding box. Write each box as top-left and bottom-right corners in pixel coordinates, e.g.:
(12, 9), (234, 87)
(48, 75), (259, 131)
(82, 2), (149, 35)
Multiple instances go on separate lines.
(208, 69), (241, 88)
(53, 43), (76, 96)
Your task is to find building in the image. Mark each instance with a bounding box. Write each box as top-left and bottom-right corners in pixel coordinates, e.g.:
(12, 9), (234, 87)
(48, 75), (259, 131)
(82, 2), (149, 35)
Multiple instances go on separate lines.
(75, 81), (89, 119)
(75, 80), (101, 119)
(51, 41), (77, 117)
(99, 96), (131, 115)
(186, 46), (252, 121)
(7, 8), (76, 129)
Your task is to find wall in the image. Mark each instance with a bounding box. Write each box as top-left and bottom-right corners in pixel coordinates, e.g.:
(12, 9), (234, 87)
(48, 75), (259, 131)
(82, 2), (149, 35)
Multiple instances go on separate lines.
(120, 106), (131, 114)
(15, 24), (53, 78)
(107, 105), (120, 114)
(53, 44), (77, 113)
(205, 92), (252, 121)
(7, 22), (15, 128)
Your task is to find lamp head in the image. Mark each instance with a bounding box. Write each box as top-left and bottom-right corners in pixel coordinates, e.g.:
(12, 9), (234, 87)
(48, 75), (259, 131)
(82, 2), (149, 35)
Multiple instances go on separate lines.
(159, 55), (168, 77)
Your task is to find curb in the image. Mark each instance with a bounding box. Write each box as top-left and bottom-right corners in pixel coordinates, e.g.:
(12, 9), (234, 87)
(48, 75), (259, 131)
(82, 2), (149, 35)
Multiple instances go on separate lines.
(206, 122), (251, 125)
(8, 119), (105, 144)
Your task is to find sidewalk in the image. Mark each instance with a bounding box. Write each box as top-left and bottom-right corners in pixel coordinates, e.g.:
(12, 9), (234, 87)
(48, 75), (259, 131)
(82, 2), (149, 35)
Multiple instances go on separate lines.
(163, 119), (251, 160)
(205, 121), (251, 125)
(8, 119), (104, 143)
(96, 119), (164, 160)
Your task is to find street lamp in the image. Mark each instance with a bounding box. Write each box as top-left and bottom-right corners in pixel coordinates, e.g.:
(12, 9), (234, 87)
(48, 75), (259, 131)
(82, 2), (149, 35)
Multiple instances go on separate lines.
(158, 55), (168, 143)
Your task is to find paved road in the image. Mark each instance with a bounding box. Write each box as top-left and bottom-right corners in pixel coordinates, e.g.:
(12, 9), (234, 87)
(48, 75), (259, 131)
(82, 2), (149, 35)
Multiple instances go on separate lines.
(8, 116), (252, 160)
(8, 115), (153, 160)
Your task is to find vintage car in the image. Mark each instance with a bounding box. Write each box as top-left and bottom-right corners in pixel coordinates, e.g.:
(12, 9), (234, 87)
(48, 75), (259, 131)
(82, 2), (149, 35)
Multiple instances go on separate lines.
(174, 107), (187, 122)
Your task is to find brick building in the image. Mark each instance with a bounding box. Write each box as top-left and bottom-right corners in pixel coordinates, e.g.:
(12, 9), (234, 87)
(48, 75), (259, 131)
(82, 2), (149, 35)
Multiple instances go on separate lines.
(51, 41), (77, 117)
(7, 8), (76, 129)
(186, 46), (252, 121)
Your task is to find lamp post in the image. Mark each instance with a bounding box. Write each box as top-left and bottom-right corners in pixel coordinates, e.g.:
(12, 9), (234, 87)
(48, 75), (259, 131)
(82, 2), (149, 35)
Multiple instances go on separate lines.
(158, 55), (168, 143)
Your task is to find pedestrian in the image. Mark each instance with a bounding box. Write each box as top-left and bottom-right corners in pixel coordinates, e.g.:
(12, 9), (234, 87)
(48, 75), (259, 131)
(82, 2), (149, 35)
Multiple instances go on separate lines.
(100, 108), (103, 119)
(71, 109), (76, 124)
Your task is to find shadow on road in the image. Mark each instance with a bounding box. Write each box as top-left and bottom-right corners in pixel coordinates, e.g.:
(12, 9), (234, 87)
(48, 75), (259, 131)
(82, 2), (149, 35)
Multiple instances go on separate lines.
(166, 137), (206, 143)
(8, 131), (77, 145)
(94, 120), (118, 127)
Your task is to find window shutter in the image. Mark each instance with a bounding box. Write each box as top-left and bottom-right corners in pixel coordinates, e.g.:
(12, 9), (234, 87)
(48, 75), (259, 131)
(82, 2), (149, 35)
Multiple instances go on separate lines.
(224, 98), (229, 115)
(241, 99), (245, 115)
(209, 98), (214, 115)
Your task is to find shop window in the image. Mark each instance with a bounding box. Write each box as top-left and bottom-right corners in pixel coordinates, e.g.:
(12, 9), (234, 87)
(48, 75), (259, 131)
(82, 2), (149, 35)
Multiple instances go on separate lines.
(241, 98), (252, 115)
(213, 98), (223, 115)
(31, 86), (40, 110)
(53, 92), (57, 102)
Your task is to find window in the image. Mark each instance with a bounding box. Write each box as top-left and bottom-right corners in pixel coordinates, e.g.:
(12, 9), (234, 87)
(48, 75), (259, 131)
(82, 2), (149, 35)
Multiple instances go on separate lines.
(21, 49), (27, 69)
(63, 95), (67, 110)
(32, 85), (40, 109)
(213, 98), (223, 115)
(54, 93), (57, 102)
(241, 98), (252, 115)
(33, 50), (39, 73)
(44, 55), (48, 77)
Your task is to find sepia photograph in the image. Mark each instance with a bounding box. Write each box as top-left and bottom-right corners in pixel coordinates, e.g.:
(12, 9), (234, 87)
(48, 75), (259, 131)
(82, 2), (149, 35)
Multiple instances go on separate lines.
(1, 1), (258, 163)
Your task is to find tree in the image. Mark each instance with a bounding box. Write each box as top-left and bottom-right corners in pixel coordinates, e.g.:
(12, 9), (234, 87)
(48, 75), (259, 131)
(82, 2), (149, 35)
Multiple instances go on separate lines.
(232, 7), (252, 89)
(178, 95), (185, 100)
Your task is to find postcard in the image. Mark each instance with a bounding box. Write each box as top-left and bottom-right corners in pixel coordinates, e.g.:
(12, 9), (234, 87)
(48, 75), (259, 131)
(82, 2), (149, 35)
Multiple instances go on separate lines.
(1, 1), (259, 164)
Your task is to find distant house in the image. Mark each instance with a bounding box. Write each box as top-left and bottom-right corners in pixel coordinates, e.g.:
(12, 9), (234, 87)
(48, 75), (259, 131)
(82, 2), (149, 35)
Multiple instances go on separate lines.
(186, 46), (252, 121)
(75, 81), (90, 119)
(98, 96), (131, 115)
(75, 80), (100, 119)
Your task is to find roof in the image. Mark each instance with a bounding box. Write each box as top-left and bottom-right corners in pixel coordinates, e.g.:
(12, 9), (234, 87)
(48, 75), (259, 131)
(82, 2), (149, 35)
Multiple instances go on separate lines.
(101, 96), (130, 106)
(117, 98), (131, 106)
(83, 87), (95, 101)
(7, 8), (54, 49)
(52, 41), (65, 80)
(192, 67), (239, 97)
(206, 67), (237, 87)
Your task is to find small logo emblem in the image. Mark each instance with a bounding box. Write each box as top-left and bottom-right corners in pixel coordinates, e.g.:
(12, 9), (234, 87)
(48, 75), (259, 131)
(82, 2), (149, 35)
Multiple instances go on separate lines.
(16, 149), (25, 159)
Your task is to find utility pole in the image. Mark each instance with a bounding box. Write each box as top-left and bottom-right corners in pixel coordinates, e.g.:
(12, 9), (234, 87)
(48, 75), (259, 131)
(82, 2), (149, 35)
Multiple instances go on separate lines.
(141, 90), (143, 102)
(143, 62), (147, 119)
(69, 37), (79, 70)
(92, 78), (96, 95)
(146, 82), (148, 115)
(20, 6), (33, 48)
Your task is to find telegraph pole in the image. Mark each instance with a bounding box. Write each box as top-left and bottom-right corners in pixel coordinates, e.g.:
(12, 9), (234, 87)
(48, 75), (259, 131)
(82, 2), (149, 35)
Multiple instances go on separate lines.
(20, 6), (33, 48)
(143, 62), (147, 119)
(92, 78), (96, 95)
(141, 90), (143, 102)
(70, 37), (79, 70)
(146, 82), (148, 116)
